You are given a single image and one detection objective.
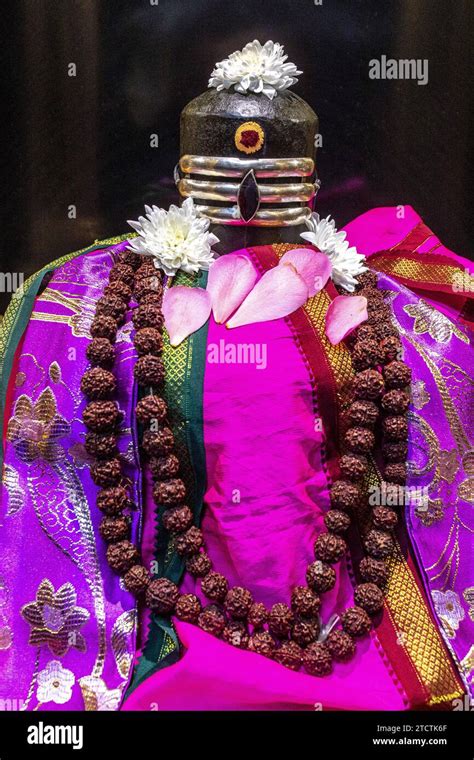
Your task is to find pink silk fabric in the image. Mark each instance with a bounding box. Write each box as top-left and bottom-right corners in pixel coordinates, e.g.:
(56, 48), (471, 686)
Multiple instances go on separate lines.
(124, 271), (406, 711)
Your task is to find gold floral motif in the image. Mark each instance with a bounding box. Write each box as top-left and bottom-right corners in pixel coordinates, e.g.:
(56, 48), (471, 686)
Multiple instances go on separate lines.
(79, 676), (123, 711)
(460, 646), (474, 676)
(463, 587), (474, 622)
(411, 380), (431, 410)
(439, 449), (460, 484)
(457, 477), (474, 504)
(48, 361), (62, 383)
(15, 372), (26, 387)
(21, 579), (89, 657)
(404, 300), (469, 344)
(6, 388), (69, 464)
(416, 498), (444, 527)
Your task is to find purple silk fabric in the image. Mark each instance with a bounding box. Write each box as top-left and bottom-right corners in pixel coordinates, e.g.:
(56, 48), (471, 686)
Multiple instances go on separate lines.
(124, 287), (406, 711)
(345, 207), (474, 698)
(0, 242), (141, 711)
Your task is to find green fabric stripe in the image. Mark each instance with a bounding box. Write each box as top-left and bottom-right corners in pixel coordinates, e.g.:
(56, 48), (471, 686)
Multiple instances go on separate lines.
(0, 234), (131, 469)
(128, 270), (209, 694)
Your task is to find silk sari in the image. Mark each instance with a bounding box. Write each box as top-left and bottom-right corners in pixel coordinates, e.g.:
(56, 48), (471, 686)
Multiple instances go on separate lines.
(0, 207), (472, 711)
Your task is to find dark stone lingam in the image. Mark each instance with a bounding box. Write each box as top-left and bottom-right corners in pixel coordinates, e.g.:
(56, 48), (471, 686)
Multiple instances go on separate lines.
(179, 88), (319, 250)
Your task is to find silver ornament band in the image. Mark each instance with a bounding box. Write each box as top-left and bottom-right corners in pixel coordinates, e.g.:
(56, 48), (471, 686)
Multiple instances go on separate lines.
(177, 154), (319, 226)
(179, 155), (315, 178)
(194, 205), (313, 227)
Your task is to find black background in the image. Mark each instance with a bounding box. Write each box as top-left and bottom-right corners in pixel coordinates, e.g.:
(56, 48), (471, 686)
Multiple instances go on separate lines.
(1, 0), (472, 314)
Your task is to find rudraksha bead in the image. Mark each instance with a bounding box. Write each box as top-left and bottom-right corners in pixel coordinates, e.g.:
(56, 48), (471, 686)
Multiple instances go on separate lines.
(326, 630), (356, 662)
(135, 395), (167, 425)
(201, 571), (229, 603)
(248, 602), (268, 629)
(324, 509), (351, 534)
(341, 606), (372, 638)
(372, 506), (398, 530)
(153, 478), (186, 506)
(366, 305), (392, 326)
(352, 339), (382, 370)
(224, 587), (253, 620)
(347, 400), (379, 429)
(175, 593), (202, 623)
(303, 642), (333, 676)
(136, 261), (157, 279)
(85, 432), (118, 459)
(96, 294), (127, 321)
(86, 337), (115, 369)
(99, 515), (130, 543)
(222, 621), (249, 649)
(123, 564), (150, 597)
(117, 250), (142, 270)
(109, 263), (135, 286)
(142, 428), (174, 456)
(382, 441), (408, 463)
(104, 279), (132, 303)
(140, 292), (163, 307)
(106, 540), (139, 574)
(381, 389), (410, 415)
(81, 368), (116, 400)
(90, 457), (122, 487)
(248, 631), (276, 657)
(365, 529), (395, 559)
(90, 314), (118, 341)
(175, 526), (203, 556)
(353, 369), (384, 400)
(197, 604), (226, 636)
(133, 327), (164, 357)
(356, 271), (378, 289)
(373, 322), (398, 343)
(134, 275), (163, 302)
(162, 505), (193, 533)
(132, 304), (164, 331)
(150, 454), (180, 479)
(134, 355), (165, 386)
(382, 415), (408, 441)
(339, 453), (369, 481)
(353, 324), (375, 343)
(383, 360), (412, 389)
(354, 582), (385, 614)
(291, 618), (319, 647)
(291, 586), (321, 618)
(306, 561), (336, 593)
(379, 336), (402, 364)
(83, 400), (120, 433)
(268, 603), (294, 638)
(274, 640), (303, 670)
(146, 578), (179, 614)
(359, 557), (389, 587)
(360, 286), (384, 305)
(344, 427), (375, 454)
(330, 480), (361, 510)
(185, 552), (212, 577)
(97, 486), (129, 515)
(314, 533), (347, 563)
(384, 462), (407, 485)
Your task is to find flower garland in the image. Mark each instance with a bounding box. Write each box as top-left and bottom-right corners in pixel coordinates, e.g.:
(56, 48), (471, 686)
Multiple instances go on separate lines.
(80, 251), (411, 677)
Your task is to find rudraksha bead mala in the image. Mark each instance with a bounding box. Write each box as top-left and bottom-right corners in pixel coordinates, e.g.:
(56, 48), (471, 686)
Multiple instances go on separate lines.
(80, 251), (411, 678)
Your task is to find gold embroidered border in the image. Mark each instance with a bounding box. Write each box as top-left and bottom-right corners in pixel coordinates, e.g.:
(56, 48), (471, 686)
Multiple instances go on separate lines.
(372, 255), (468, 290)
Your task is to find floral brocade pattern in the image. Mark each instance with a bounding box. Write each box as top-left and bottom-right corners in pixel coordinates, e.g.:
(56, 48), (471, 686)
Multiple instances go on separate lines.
(0, 240), (140, 710)
(379, 271), (474, 697)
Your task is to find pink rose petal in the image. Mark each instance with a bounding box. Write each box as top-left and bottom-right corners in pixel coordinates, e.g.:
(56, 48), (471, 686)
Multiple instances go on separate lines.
(226, 263), (309, 329)
(325, 295), (368, 345)
(280, 248), (332, 297)
(207, 254), (258, 323)
(162, 286), (211, 347)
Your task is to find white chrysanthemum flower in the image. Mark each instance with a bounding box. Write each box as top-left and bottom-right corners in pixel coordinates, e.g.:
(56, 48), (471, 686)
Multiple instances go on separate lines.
(301, 213), (368, 292)
(208, 40), (301, 100)
(127, 198), (219, 277)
